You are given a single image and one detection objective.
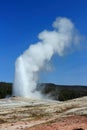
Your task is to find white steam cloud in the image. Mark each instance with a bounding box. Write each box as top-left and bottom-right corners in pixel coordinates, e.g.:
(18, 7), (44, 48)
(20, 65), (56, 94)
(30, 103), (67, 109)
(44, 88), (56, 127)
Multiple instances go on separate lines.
(13, 17), (80, 98)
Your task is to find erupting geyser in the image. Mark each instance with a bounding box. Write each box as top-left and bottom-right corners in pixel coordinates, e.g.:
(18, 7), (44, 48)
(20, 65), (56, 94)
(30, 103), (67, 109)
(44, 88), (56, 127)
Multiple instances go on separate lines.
(13, 17), (81, 98)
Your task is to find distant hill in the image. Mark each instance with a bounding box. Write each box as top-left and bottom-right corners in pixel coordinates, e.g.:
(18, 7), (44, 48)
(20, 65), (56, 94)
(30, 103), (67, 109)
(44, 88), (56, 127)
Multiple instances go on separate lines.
(37, 83), (87, 101)
(0, 82), (12, 98)
(0, 82), (87, 101)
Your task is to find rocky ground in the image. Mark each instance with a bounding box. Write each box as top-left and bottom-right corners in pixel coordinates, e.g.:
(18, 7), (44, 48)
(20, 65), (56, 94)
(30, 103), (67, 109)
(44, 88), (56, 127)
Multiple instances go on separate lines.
(0, 96), (87, 130)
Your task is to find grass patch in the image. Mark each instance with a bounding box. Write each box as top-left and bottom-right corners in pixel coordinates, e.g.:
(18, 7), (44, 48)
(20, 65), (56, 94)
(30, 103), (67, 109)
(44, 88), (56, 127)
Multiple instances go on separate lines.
(0, 118), (7, 124)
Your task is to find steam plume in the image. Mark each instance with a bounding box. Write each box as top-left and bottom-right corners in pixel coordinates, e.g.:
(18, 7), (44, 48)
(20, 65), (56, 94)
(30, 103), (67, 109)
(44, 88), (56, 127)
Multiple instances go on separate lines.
(13, 17), (80, 98)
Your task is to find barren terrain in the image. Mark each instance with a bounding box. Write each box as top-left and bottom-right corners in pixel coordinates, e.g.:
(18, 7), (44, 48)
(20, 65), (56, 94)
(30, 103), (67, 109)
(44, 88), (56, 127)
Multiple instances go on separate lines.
(0, 96), (87, 130)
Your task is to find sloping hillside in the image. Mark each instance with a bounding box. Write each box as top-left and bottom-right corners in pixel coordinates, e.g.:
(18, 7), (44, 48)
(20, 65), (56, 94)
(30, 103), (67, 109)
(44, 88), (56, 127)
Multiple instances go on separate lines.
(0, 82), (87, 101)
(37, 83), (87, 100)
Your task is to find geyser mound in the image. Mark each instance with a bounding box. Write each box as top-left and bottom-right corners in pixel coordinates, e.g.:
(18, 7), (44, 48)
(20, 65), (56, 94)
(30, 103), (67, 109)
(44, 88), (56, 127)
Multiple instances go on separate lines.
(13, 17), (81, 98)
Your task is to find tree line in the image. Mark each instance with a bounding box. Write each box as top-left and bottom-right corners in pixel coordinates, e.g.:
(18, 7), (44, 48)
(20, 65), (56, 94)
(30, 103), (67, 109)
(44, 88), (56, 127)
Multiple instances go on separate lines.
(0, 82), (87, 101)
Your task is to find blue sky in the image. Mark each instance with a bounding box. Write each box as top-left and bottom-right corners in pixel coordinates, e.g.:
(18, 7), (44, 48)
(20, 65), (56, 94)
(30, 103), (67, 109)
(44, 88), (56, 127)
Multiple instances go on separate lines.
(0, 0), (87, 85)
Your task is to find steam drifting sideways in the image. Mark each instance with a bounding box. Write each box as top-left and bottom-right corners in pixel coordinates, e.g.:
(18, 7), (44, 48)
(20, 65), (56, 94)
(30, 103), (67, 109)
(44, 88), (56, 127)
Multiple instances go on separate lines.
(13, 17), (81, 98)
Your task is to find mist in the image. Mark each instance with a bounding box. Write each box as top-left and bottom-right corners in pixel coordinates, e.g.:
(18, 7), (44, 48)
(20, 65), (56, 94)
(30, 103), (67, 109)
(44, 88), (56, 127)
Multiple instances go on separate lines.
(13, 17), (81, 99)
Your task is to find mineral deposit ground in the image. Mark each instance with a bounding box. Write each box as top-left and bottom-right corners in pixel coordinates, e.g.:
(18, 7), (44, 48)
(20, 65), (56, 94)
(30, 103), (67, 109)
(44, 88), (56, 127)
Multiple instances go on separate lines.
(0, 96), (87, 130)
